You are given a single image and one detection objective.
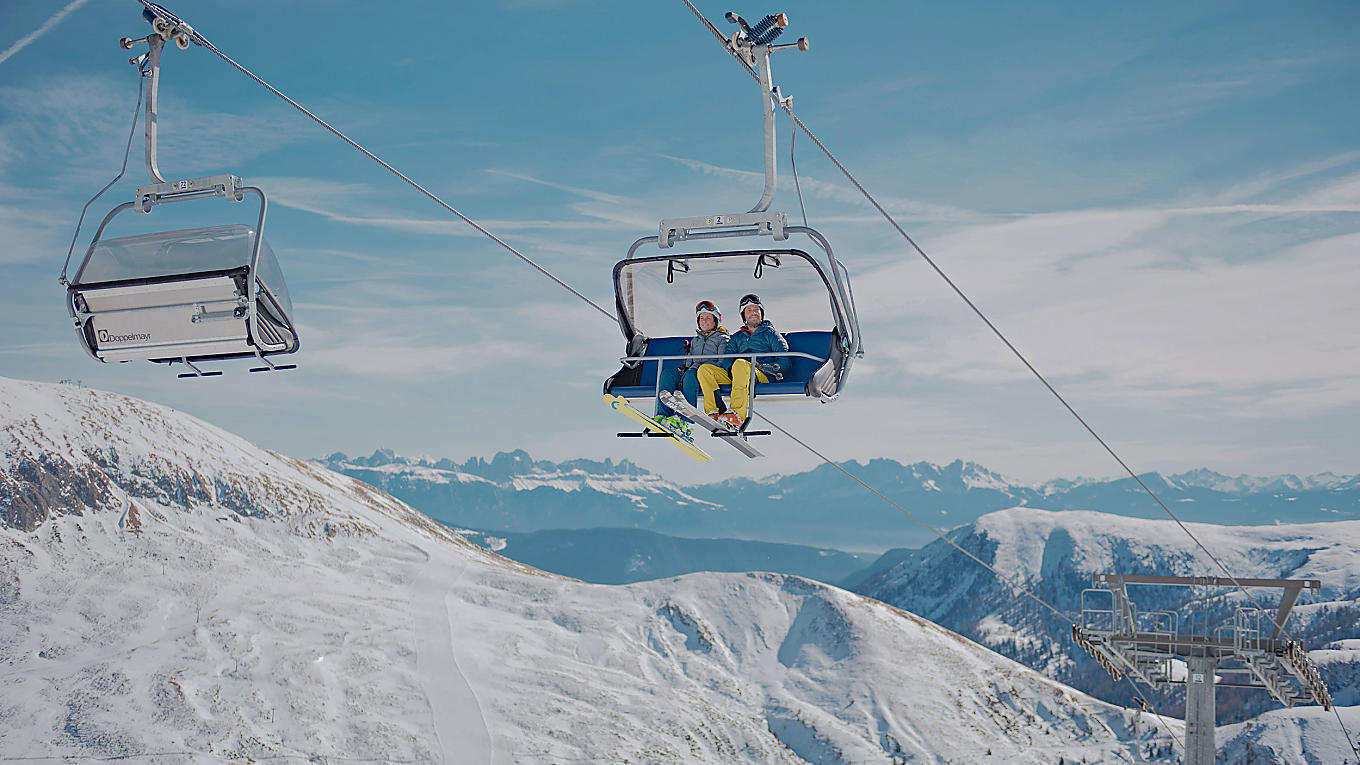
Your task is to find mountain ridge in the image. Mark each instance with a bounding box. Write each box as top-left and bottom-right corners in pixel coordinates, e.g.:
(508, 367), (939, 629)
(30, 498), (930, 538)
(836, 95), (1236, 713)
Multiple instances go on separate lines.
(318, 448), (1360, 550)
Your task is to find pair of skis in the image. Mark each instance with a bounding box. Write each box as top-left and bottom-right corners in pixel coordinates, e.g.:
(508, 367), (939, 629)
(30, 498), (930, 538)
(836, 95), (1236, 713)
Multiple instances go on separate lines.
(605, 391), (765, 461)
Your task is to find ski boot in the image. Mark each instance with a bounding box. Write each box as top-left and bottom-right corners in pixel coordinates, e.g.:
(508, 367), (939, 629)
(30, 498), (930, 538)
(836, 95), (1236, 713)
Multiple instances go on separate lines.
(656, 415), (694, 441)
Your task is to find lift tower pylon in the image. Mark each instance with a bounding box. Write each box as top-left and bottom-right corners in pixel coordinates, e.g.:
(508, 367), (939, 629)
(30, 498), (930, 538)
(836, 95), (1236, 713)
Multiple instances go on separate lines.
(1072, 574), (1330, 765)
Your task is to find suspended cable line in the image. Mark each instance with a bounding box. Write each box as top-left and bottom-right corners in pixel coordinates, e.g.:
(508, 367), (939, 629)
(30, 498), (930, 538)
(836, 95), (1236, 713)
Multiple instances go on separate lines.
(59, 64), (146, 285)
(130, 2), (1344, 756)
(155, 1), (1180, 748)
(134, 0), (615, 323)
(677, 2), (1357, 754)
(788, 102), (809, 229)
(675, 0), (1336, 657)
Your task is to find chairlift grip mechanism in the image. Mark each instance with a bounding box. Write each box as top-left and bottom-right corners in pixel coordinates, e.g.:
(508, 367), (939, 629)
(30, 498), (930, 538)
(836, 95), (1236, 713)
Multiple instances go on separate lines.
(135, 173), (245, 214)
(659, 210), (786, 248)
(721, 11), (807, 214)
(121, 5), (200, 187)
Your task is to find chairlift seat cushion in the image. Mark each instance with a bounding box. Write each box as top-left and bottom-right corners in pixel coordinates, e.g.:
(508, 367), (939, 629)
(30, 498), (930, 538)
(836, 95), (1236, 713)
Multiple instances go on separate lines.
(611, 330), (832, 399)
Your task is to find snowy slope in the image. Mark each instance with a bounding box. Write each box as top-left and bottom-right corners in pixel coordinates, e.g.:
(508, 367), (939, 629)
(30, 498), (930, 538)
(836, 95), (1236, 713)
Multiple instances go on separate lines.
(1217, 706), (1360, 765)
(0, 378), (1179, 763)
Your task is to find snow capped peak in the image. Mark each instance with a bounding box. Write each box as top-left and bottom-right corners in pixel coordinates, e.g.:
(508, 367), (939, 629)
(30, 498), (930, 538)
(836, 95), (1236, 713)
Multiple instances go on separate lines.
(963, 506), (1360, 587)
(0, 377), (469, 547)
(320, 447), (651, 481)
(1168, 468), (1354, 493)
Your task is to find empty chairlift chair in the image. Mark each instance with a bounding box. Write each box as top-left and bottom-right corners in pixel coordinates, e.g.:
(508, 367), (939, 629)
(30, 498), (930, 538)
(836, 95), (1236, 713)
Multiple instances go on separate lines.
(67, 212), (299, 375)
(61, 11), (299, 377)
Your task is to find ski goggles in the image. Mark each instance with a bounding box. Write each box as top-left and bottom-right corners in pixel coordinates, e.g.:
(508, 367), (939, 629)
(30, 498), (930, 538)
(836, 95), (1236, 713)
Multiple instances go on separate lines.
(695, 300), (721, 319)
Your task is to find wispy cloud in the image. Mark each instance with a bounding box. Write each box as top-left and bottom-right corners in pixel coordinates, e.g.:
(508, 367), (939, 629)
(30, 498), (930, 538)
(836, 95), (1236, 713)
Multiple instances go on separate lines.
(257, 175), (645, 236)
(0, 75), (316, 186)
(486, 169), (631, 206)
(855, 200), (1360, 419)
(1187, 152), (1360, 207)
(0, 0), (91, 66)
(660, 154), (994, 223)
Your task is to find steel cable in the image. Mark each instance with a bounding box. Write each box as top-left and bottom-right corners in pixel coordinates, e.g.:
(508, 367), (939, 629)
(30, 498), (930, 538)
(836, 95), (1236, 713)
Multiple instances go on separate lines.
(137, 1), (615, 323)
(123, 1), (1343, 756)
(676, 0), (1356, 753)
(164, 0), (1183, 749)
(59, 64), (146, 285)
(677, 0), (1338, 673)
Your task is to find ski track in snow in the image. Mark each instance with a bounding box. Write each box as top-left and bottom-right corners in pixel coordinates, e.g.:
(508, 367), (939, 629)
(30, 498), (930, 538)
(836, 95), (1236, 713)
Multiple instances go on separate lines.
(412, 542), (494, 764)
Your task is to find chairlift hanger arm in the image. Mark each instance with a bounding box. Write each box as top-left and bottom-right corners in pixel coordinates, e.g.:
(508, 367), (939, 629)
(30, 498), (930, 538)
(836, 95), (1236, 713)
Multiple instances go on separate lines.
(716, 12), (808, 215)
(120, 6), (197, 185)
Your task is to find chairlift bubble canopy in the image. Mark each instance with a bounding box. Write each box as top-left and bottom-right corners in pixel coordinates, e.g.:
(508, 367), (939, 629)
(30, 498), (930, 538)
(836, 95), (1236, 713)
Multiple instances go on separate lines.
(67, 211), (299, 365)
(605, 225), (861, 402)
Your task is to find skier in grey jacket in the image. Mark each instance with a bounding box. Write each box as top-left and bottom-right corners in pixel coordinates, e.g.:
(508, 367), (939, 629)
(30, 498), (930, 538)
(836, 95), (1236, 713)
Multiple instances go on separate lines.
(655, 300), (730, 426)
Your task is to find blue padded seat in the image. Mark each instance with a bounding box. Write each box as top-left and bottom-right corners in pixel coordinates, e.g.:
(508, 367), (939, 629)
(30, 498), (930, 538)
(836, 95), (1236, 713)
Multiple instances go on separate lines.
(611, 330), (832, 399)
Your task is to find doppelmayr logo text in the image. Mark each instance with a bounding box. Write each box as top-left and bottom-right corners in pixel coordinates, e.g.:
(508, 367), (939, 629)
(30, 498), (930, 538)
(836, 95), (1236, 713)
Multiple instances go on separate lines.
(98, 329), (151, 344)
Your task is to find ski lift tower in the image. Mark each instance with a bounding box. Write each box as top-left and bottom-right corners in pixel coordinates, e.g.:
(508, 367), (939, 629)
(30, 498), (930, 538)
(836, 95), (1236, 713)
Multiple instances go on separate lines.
(1072, 574), (1332, 765)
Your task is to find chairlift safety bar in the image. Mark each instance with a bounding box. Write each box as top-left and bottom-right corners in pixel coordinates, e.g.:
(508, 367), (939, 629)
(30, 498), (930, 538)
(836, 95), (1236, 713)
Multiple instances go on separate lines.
(617, 350), (827, 365)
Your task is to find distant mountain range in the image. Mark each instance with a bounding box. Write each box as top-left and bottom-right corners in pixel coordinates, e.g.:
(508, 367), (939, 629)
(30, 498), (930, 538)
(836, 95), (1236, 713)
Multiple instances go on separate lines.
(318, 449), (1360, 550)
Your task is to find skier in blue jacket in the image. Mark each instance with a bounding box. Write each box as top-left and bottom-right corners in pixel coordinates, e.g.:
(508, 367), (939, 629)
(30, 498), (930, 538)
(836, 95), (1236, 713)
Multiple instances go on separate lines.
(697, 293), (790, 428)
(654, 300), (730, 434)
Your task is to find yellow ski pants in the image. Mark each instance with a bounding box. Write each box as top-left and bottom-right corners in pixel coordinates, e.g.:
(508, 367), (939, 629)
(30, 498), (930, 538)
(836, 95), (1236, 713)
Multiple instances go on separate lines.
(696, 360), (769, 421)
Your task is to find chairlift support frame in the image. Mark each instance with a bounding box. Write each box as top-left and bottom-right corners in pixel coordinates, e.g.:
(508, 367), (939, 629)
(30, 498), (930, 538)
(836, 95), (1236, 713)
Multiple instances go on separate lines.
(1072, 574), (1332, 765)
(607, 11), (860, 453)
(63, 9), (298, 377)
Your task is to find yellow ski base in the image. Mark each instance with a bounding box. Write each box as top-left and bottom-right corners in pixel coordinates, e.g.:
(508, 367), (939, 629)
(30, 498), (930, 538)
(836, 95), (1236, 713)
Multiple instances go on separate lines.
(605, 394), (712, 463)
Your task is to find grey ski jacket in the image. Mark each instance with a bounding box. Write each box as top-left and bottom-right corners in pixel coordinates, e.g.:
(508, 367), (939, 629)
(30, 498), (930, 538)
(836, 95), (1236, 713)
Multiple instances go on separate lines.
(680, 326), (730, 371)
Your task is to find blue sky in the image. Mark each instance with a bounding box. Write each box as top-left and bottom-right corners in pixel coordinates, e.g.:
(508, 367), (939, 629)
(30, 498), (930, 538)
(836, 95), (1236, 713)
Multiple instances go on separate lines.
(1, 1), (1358, 486)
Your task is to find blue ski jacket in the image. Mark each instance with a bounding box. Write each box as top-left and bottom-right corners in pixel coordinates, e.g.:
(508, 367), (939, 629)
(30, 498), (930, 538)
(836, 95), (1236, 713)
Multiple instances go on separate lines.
(723, 320), (790, 379)
(680, 326), (730, 371)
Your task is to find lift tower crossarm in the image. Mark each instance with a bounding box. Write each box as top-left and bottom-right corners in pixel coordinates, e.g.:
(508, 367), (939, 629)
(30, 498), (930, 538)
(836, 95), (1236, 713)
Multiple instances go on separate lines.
(1093, 574), (1321, 639)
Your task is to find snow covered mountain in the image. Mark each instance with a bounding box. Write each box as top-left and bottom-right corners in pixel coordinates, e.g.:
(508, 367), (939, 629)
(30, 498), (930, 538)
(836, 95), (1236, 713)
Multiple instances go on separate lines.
(854, 507), (1360, 730)
(0, 377), (1174, 763)
(321, 451), (1360, 551)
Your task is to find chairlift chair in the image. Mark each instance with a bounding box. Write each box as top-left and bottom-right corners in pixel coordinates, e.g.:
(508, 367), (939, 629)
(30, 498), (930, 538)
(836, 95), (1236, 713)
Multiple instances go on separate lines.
(604, 12), (861, 427)
(62, 6), (299, 378)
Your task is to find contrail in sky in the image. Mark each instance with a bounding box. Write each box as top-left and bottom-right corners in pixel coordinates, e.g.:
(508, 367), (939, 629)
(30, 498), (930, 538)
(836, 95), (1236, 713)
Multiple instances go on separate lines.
(0, 0), (93, 66)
